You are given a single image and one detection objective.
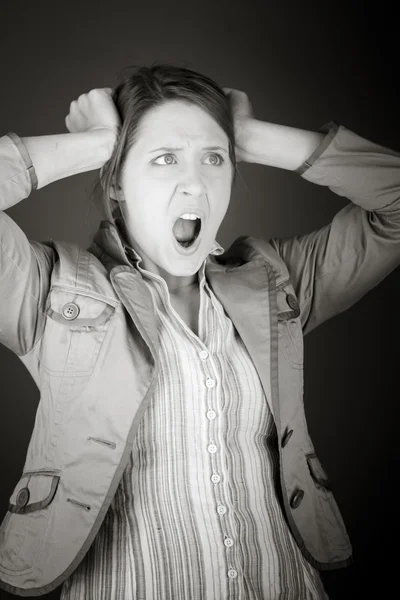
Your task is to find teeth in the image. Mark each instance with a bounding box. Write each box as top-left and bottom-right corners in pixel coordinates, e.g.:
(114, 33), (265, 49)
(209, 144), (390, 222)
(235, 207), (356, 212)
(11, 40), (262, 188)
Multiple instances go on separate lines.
(180, 213), (200, 220)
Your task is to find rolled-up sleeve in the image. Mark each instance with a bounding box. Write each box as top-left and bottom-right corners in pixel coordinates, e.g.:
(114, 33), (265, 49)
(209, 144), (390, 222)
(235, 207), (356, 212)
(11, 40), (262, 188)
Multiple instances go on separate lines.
(270, 123), (400, 335)
(0, 133), (55, 356)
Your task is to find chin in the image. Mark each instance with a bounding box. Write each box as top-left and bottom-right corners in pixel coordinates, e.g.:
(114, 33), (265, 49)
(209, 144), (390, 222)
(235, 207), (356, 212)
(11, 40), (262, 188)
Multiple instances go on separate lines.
(170, 253), (204, 270)
(166, 263), (199, 277)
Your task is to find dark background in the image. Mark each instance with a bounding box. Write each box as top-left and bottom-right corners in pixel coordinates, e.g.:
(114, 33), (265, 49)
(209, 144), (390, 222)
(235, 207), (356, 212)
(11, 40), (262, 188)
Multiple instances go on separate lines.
(0, 0), (399, 598)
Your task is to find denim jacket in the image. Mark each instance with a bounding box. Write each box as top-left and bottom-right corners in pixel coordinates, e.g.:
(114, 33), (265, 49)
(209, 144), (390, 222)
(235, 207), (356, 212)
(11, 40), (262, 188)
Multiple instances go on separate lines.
(0, 123), (399, 596)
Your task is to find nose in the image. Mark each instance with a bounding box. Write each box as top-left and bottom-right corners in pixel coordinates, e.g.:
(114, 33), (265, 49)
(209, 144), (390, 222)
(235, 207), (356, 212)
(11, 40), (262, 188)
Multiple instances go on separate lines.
(178, 164), (205, 197)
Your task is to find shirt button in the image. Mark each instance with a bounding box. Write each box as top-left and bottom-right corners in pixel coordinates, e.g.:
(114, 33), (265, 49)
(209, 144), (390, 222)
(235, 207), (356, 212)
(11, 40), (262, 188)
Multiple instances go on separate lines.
(228, 569), (238, 579)
(208, 444), (217, 454)
(207, 409), (216, 420)
(199, 350), (209, 360)
(224, 537), (234, 548)
(211, 473), (220, 484)
(217, 504), (227, 515)
(62, 302), (80, 320)
(206, 378), (215, 388)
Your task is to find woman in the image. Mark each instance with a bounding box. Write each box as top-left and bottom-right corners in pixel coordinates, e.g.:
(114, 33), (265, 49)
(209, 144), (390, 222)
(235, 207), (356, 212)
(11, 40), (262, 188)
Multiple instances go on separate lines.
(0, 64), (399, 600)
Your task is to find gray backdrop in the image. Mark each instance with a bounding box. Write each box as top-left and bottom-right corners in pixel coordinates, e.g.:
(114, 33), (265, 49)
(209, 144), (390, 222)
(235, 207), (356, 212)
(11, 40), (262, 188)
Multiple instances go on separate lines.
(0, 1), (398, 598)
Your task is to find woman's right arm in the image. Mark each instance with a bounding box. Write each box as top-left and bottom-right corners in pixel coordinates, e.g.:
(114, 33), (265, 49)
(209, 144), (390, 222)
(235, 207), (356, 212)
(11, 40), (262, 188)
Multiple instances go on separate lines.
(0, 130), (115, 358)
(0, 88), (120, 357)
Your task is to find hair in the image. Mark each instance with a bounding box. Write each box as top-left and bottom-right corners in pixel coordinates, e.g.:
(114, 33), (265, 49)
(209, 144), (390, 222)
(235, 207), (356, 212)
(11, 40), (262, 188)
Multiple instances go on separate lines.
(96, 62), (237, 225)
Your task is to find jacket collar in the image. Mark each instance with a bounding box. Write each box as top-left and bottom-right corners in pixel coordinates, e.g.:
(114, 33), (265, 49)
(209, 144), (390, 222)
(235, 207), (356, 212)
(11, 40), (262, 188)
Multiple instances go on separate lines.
(89, 218), (278, 420)
(89, 218), (266, 276)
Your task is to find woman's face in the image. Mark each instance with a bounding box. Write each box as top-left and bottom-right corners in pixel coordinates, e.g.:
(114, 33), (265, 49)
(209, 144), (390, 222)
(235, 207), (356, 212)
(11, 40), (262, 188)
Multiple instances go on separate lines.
(115, 99), (233, 293)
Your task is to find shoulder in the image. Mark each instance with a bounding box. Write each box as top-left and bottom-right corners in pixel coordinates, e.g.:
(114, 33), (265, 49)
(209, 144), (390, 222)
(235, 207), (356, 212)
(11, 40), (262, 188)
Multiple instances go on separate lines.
(229, 235), (290, 285)
(41, 239), (115, 298)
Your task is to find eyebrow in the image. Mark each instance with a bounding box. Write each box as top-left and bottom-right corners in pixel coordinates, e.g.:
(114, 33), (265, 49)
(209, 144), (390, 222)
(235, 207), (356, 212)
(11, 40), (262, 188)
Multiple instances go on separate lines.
(148, 146), (228, 154)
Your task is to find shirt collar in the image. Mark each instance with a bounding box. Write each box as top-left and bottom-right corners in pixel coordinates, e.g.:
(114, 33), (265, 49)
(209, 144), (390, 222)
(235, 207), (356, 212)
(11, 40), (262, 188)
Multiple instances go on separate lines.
(117, 218), (225, 287)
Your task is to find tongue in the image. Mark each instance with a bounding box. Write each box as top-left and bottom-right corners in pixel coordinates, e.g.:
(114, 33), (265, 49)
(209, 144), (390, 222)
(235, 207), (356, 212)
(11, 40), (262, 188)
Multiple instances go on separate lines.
(173, 218), (196, 242)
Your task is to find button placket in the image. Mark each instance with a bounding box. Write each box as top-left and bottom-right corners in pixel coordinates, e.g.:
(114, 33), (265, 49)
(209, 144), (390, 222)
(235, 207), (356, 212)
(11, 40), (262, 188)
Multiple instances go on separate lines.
(202, 347), (234, 564)
(211, 463), (225, 507)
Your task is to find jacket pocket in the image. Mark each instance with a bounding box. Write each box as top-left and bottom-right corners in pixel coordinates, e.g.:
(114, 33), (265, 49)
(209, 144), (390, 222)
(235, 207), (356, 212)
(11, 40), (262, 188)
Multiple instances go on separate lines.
(0, 470), (60, 573)
(277, 283), (303, 370)
(304, 452), (351, 553)
(42, 286), (118, 375)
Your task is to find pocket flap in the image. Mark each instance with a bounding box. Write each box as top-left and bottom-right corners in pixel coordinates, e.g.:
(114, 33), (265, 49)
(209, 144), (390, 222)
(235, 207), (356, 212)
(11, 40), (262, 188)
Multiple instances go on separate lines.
(45, 286), (117, 327)
(8, 471), (60, 514)
(306, 453), (331, 491)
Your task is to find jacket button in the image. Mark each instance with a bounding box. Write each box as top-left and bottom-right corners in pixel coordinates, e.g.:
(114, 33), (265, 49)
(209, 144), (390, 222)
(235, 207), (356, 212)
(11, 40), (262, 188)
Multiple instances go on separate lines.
(16, 487), (30, 508)
(286, 294), (299, 311)
(62, 302), (80, 320)
(290, 489), (304, 509)
(281, 429), (293, 448)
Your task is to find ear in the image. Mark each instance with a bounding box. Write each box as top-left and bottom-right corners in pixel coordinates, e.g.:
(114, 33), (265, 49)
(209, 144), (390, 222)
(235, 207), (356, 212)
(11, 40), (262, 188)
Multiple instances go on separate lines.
(110, 180), (126, 202)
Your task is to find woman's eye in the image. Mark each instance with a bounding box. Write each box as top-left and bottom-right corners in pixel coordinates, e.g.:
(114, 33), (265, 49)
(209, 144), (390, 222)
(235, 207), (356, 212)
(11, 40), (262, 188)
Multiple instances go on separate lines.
(153, 153), (177, 165)
(206, 153), (224, 166)
(152, 153), (225, 166)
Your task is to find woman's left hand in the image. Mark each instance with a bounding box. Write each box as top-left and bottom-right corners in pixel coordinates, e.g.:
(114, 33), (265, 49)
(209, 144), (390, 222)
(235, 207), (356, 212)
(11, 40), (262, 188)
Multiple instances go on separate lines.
(223, 87), (254, 163)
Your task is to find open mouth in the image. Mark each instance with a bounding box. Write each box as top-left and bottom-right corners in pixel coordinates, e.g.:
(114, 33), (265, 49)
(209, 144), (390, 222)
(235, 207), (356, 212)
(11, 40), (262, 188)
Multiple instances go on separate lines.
(173, 217), (202, 248)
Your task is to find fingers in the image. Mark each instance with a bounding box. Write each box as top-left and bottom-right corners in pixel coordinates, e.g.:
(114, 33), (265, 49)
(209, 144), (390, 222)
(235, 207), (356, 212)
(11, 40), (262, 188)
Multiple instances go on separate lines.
(65, 86), (118, 134)
(223, 88), (254, 120)
(65, 113), (75, 133)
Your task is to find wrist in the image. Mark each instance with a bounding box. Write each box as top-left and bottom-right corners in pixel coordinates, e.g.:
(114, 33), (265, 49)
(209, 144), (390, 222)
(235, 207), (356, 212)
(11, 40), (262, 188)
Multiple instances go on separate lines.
(22, 130), (115, 189)
(241, 118), (325, 171)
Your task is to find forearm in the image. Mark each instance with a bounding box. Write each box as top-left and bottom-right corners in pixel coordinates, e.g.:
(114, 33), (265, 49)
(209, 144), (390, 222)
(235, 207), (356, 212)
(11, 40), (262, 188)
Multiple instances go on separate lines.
(22, 129), (115, 189)
(241, 119), (325, 171)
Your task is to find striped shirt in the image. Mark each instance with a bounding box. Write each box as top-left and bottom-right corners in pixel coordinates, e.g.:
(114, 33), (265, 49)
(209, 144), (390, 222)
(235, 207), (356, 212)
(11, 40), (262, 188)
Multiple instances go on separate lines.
(61, 241), (329, 600)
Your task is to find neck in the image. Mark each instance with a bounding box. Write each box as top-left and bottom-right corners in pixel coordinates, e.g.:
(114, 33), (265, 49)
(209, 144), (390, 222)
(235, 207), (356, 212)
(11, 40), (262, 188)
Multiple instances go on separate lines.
(169, 279), (199, 296)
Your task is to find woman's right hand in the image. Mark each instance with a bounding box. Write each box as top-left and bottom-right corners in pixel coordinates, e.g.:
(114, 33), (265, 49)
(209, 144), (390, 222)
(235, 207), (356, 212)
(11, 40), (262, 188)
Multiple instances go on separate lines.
(65, 87), (121, 165)
(65, 87), (120, 139)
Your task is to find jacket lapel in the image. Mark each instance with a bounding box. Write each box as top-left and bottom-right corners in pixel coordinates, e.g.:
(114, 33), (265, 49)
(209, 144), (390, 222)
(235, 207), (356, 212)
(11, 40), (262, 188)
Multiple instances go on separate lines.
(90, 222), (279, 424)
(110, 266), (160, 366)
(206, 257), (278, 422)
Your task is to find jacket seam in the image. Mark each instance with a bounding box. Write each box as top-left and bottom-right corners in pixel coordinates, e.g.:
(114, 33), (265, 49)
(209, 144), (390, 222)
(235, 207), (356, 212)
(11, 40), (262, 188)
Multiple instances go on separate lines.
(5, 132), (38, 190)
(295, 121), (339, 176)
(19, 328), (46, 358)
(0, 242), (47, 320)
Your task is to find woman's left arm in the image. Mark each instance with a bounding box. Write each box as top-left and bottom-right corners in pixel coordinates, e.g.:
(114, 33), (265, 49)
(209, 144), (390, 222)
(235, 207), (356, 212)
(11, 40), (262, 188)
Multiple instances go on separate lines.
(226, 89), (400, 335)
(224, 87), (325, 169)
(235, 118), (325, 171)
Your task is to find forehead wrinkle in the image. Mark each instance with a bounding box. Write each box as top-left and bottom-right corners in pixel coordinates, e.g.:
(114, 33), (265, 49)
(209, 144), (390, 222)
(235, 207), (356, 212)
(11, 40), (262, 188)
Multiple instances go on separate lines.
(133, 104), (229, 153)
